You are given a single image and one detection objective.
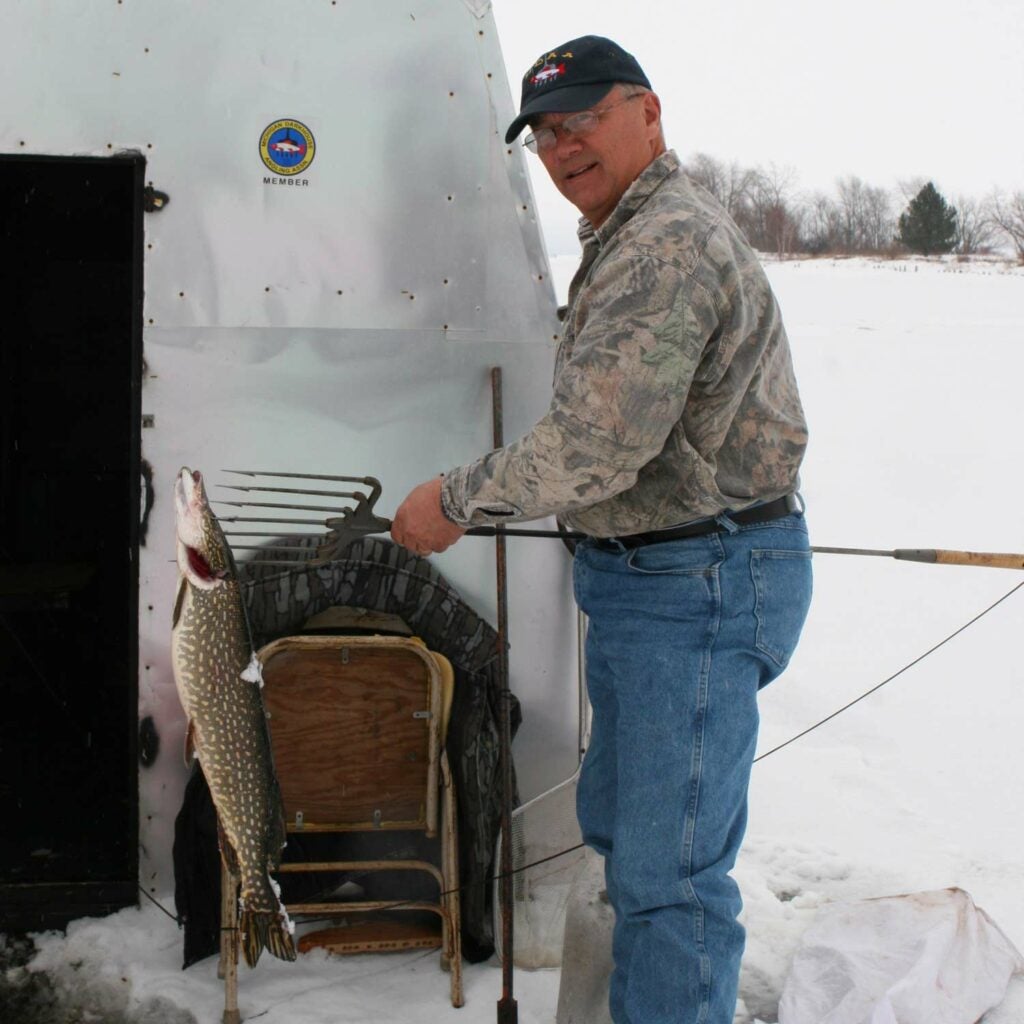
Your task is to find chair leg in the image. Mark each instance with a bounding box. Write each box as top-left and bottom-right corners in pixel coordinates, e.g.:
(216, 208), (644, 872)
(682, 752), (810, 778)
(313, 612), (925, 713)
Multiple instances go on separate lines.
(441, 758), (464, 1008)
(220, 860), (241, 1024)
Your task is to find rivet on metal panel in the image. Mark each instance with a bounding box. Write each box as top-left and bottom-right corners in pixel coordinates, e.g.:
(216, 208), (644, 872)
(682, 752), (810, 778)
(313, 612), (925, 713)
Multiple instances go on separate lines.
(373, 810), (382, 828)
(340, 647), (350, 664)
(295, 811), (304, 829)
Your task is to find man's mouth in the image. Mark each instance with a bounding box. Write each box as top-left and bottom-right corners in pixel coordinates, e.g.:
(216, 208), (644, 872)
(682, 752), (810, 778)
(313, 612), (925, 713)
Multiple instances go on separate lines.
(565, 162), (598, 181)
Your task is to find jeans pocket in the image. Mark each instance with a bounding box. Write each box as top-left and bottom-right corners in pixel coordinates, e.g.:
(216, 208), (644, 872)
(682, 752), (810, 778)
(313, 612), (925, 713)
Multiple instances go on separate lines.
(625, 541), (718, 576)
(750, 549), (813, 669)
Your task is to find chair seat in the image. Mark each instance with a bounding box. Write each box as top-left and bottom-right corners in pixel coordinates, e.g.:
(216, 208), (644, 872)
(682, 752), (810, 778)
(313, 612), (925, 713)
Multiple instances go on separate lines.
(299, 916), (443, 955)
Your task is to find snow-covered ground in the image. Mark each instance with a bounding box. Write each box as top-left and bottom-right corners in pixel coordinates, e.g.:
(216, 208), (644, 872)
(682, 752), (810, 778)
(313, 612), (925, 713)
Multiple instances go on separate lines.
(5, 254), (1024, 1023)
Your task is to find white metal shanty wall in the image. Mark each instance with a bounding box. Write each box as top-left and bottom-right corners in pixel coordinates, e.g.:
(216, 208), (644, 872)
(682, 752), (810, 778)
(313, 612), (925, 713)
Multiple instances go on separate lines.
(3, 0), (579, 894)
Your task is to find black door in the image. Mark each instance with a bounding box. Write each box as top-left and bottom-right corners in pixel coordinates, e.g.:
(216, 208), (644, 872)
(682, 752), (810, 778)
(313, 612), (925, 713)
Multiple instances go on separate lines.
(0, 155), (143, 930)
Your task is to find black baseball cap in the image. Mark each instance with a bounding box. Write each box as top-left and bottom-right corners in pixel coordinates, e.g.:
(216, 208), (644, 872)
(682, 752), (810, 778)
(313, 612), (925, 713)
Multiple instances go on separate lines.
(505, 35), (651, 144)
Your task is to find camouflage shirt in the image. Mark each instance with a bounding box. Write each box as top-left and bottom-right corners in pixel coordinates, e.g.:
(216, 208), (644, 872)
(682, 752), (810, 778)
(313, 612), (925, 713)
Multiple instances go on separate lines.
(441, 150), (808, 538)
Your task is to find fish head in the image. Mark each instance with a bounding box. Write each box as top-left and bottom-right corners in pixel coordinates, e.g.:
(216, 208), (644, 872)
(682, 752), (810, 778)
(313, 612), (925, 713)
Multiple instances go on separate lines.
(175, 467), (233, 591)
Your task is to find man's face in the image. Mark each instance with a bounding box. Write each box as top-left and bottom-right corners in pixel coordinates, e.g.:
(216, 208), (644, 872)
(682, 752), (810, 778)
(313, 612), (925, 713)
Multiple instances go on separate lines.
(533, 86), (665, 228)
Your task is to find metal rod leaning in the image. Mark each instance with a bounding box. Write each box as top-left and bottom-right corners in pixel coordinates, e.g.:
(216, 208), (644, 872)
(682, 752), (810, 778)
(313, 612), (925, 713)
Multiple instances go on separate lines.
(491, 367), (518, 1024)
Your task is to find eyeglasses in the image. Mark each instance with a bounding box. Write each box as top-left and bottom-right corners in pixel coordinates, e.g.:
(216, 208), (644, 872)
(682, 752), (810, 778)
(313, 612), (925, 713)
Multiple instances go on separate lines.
(522, 94), (643, 154)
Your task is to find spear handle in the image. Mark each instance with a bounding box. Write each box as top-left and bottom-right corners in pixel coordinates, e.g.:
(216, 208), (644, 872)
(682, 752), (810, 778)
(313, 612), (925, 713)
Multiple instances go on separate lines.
(812, 546), (1024, 569)
(895, 549), (1024, 570)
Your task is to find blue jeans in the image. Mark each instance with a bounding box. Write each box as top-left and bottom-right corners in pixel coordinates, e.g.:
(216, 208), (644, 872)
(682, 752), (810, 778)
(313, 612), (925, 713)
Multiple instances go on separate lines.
(573, 512), (813, 1024)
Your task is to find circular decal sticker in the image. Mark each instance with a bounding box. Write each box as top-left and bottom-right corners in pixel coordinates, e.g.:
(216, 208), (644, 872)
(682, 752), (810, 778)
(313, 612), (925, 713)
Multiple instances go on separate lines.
(259, 119), (316, 176)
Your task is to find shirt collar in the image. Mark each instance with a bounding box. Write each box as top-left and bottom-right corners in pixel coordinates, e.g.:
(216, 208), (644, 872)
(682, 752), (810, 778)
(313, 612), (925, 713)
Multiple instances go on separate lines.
(575, 149), (681, 248)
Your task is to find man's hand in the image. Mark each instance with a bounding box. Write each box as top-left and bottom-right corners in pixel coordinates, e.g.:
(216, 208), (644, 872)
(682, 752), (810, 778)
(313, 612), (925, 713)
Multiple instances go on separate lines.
(391, 476), (466, 556)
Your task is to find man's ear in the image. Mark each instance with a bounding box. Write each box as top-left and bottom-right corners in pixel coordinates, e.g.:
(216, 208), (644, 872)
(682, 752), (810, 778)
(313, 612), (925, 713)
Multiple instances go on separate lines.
(642, 91), (662, 131)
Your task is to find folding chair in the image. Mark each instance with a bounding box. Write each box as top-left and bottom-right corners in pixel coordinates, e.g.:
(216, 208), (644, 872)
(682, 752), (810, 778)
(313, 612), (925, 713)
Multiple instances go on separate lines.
(219, 633), (463, 1020)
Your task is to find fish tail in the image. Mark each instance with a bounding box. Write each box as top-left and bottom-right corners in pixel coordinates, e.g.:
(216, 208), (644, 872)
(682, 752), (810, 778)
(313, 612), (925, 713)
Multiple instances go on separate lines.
(238, 908), (297, 967)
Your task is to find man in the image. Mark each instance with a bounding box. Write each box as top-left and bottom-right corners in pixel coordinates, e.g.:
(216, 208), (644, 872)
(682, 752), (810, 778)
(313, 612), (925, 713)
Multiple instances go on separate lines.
(392, 35), (812, 1024)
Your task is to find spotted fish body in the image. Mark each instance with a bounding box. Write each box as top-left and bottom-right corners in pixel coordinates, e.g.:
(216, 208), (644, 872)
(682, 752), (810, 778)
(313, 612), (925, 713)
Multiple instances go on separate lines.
(171, 467), (296, 968)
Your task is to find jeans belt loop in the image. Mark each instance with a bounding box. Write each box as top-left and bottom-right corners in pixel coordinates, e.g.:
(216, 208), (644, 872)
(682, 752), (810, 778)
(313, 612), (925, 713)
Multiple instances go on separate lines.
(714, 511), (740, 535)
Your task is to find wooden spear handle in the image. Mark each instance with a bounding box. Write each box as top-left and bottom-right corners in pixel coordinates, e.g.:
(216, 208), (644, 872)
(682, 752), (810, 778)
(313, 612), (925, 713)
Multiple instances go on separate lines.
(893, 549), (1024, 569)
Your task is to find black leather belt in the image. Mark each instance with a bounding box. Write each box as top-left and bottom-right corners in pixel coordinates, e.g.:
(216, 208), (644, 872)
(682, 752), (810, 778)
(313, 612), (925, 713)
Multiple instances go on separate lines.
(594, 494), (801, 550)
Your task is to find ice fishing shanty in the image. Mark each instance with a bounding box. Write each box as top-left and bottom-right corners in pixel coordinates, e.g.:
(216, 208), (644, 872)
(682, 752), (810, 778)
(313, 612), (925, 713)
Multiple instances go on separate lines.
(0, 0), (582, 956)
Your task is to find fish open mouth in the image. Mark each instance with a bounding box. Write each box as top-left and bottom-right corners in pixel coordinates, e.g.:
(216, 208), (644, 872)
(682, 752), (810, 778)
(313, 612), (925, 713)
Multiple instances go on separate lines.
(186, 545), (216, 583)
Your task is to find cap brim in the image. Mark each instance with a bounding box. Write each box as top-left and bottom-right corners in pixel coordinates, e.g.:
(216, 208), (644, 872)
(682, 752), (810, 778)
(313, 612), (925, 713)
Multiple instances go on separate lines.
(504, 82), (616, 144)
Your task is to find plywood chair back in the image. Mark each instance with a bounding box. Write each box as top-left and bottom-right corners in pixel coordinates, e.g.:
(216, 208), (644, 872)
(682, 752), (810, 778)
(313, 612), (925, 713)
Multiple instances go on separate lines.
(260, 635), (443, 835)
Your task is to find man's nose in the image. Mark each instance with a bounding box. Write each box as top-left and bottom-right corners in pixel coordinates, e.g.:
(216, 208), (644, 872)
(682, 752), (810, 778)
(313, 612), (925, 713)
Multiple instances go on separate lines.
(552, 129), (584, 160)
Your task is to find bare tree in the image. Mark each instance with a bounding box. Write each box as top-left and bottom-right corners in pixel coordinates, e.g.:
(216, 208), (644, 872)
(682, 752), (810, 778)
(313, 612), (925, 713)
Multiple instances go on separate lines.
(802, 192), (843, 254)
(683, 152), (758, 225)
(954, 195), (998, 255)
(989, 191), (1024, 261)
(835, 176), (893, 253)
(862, 184), (894, 252)
(746, 164), (802, 256)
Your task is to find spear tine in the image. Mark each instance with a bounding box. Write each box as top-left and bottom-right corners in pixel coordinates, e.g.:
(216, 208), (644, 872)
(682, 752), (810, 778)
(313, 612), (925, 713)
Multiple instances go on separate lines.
(219, 484), (364, 499)
(241, 560), (325, 568)
(217, 515), (328, 525)
(212, 499), (355, 513)
(227, 545), (318, 553)
(222, 530), (316, 537)
(223, 470), (379, 484)
(222, 471), (383, 507)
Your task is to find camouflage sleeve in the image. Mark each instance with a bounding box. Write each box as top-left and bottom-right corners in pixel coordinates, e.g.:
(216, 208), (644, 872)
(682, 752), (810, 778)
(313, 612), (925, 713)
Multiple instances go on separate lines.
(440, 252), (719, 527)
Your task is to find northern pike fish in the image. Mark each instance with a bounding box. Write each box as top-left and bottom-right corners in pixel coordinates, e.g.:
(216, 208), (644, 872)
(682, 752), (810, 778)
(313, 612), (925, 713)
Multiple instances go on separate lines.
(171, 467), (296, 968)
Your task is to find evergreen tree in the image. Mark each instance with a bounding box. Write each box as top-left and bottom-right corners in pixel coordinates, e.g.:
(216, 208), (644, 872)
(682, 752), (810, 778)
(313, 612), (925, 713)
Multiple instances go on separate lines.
(898, 182), (958, 255)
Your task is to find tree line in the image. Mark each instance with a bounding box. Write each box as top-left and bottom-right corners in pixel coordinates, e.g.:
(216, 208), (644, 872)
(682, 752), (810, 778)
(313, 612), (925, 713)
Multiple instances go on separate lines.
(682, 153), (1024, 261)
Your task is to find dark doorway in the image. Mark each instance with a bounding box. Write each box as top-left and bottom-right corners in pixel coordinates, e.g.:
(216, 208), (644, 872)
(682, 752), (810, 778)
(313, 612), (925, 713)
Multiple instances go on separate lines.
(0, 155), (143, 930)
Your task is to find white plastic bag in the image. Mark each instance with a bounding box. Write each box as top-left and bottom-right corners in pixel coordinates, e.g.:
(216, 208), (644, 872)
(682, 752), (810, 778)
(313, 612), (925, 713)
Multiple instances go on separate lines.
(779, 887), (1023, 1024)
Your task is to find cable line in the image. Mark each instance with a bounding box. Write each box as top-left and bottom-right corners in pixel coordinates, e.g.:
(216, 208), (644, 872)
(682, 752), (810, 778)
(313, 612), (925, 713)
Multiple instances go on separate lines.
(754, 579), (1024, 762)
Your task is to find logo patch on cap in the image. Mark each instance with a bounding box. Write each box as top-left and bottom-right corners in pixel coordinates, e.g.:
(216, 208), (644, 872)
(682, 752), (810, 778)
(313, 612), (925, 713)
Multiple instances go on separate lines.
(528, 50), (575, 88)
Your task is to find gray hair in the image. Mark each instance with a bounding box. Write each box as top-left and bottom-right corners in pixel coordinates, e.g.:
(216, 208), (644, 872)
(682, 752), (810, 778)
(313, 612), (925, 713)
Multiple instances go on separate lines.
(615, 83), (666, 147)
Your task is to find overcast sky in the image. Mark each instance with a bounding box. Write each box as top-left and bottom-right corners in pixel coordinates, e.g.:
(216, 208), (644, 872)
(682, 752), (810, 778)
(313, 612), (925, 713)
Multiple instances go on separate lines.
(491, 0), (1024, 255)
